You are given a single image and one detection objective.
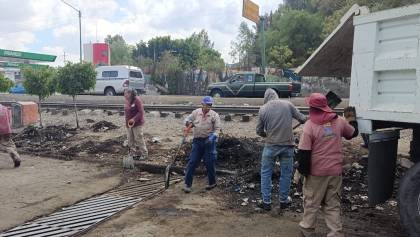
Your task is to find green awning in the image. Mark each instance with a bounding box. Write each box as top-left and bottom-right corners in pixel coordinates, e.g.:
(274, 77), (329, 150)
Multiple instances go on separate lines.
(0, 48), (56, 62)
(0, 62), (49, 69)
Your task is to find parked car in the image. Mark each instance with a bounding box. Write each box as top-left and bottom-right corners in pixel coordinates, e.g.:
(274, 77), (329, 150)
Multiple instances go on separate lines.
(9, 83), (26, 94)
(91, 65), (146, 96)
(207, 72), (299, 98)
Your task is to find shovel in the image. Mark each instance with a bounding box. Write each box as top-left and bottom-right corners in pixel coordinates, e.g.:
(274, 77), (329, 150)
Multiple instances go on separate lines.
(123, 121), (135, 169)
(164, 124), (193, 189)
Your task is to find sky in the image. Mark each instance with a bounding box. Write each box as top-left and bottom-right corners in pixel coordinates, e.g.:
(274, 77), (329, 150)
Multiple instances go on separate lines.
(0, 0), (281, 66)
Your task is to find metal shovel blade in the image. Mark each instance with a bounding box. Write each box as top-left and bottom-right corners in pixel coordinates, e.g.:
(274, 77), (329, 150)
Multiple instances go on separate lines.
(164, 164), (171, 189)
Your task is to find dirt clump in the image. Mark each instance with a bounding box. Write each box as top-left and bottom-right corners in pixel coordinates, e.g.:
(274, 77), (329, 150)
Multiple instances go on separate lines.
(91, 121), (119, 132)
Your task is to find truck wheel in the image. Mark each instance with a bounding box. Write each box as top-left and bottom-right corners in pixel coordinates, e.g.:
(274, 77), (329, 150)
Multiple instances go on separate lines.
(210, 89), (223, 98)
(104, 87), (116, 96)
(398, 161), (420, 236)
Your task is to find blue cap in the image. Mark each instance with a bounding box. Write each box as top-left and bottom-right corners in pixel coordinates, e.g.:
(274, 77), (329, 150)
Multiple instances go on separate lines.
(201, 96), (214, 105)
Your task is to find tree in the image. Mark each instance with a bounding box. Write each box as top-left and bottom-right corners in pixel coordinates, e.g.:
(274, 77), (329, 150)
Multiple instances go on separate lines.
(105, 34), (133, 65)
(155, 51), (183, 94)
(22, 67), (57, 127)
(230, 22), (258, 69)
(267, 45), (294, 69)
(0, 74), (13, 92)
(266, 9), (323, 67)
(57, 63), (96, 128)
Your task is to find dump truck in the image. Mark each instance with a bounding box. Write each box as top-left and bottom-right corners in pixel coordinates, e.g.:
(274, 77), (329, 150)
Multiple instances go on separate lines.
(297, 4), (420, 236)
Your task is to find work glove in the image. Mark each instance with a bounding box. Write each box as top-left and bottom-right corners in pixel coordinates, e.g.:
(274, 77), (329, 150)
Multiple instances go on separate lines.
(344, 106), (357, 122)
(295, 149), (311, 177)
(208, 132), (218, 143)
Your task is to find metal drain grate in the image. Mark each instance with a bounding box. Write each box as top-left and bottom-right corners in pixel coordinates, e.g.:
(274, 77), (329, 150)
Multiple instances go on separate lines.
(1, 179), (180, 237)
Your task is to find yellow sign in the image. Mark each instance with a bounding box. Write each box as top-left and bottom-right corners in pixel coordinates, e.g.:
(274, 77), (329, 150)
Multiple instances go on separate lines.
(242, 0), (260, 24)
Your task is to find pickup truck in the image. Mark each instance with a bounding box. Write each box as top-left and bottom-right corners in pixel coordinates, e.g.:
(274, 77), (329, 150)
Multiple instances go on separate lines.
(207, 72), (299, 98)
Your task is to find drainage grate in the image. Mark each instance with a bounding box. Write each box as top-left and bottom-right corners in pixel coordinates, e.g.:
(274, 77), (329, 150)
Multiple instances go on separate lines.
(1, 179), (180, 237)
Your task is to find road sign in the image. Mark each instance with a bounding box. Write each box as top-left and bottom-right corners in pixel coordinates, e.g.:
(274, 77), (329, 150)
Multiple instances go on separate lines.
(242, 0), (259, 24)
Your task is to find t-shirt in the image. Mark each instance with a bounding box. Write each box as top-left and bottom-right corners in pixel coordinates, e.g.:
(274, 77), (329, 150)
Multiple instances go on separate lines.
(185, 109), (221, 138)
(298, 116), (355, 176)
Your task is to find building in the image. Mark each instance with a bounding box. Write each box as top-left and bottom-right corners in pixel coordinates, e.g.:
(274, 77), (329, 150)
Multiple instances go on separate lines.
(83, 43), (110, 66)
(0, 48), (56, 82)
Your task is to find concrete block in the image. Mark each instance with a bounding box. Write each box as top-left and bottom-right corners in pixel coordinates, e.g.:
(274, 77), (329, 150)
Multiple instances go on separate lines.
(224, 114), (232, 122)
(160, 112), (169, 118)
(51, 109), (60, 115)
(241, 115), (250, 122)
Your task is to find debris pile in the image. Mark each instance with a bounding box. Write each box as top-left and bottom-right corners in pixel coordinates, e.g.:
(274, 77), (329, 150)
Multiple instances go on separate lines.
(91, 121), (119, 132)
(14, 125), (78, 159)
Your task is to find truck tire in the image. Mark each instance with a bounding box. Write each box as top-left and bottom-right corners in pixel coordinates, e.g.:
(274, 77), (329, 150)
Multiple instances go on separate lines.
(210, 89), (223, 98)
(104, 87), (116, 96)
(398, 161), (420, 236)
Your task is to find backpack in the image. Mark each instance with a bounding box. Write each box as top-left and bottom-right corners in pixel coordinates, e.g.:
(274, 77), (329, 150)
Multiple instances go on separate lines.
(0, 104), (12, 135)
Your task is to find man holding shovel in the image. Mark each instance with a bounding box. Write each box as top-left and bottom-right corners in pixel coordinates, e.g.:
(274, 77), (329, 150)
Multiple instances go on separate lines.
(183, 96), (221, 193)
(124, 88), (148, 160)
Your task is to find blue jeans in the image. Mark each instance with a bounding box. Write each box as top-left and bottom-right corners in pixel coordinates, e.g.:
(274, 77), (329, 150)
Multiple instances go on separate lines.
(184, 138), (217, 187)
(261, 145), (294, 204)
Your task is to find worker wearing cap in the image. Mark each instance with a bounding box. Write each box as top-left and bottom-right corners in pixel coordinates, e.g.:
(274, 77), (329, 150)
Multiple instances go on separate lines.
(0, 103), (21, 168)
(296, 93), (358, 237)
(256, 88), (307, 211)
(183, 96), (221, 193)
(124, 88), (148, 160)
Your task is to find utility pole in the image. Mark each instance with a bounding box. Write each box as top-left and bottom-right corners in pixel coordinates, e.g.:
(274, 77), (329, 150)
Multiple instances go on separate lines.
(260, 16), (266, 75)
(62, 0), (82, 62)
(63, 51), (67, 63)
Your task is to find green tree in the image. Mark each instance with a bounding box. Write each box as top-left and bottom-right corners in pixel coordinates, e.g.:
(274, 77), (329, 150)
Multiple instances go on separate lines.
(105, 34), (133, 65)
(266, 9), (323, 66)
(57, 62), (96, 128)
(154, 51), (183, 94)
(0, 74), (13, 92)
(267, 45), (294, 69)
(22, 67), (57, 127)
(230, 22), (257, 69)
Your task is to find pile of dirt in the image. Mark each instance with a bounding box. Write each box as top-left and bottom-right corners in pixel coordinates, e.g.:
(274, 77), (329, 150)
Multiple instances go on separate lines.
(91, 121), (119, 132)
(14, 125), (162, 160)
(14, 125), (79, 159)
(15, 125), (77, 142)
(67, 135), (126, 155)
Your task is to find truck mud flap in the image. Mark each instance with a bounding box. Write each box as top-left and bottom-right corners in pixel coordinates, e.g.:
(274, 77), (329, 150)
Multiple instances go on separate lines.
(368, 130), (400, 206)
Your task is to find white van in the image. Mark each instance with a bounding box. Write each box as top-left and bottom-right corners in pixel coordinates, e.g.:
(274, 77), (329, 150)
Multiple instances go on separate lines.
(93, 65), (146, 96)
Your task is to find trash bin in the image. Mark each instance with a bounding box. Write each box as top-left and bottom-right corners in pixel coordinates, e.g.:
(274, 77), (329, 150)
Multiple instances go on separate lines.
(12, 102), (39, 128)
(368, 129), (400, 205)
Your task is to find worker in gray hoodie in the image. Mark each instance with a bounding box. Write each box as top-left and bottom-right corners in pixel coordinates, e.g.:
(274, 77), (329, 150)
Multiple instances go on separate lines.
(256, 88), (307, 211)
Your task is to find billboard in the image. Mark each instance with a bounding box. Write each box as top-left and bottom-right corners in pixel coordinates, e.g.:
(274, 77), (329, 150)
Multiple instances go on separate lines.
(84, 43), (110, 66)
(242, 0), (259, 24)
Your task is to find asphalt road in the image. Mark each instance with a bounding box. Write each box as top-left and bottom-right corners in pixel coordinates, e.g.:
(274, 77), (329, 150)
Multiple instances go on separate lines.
(0, 93), (349, 107)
